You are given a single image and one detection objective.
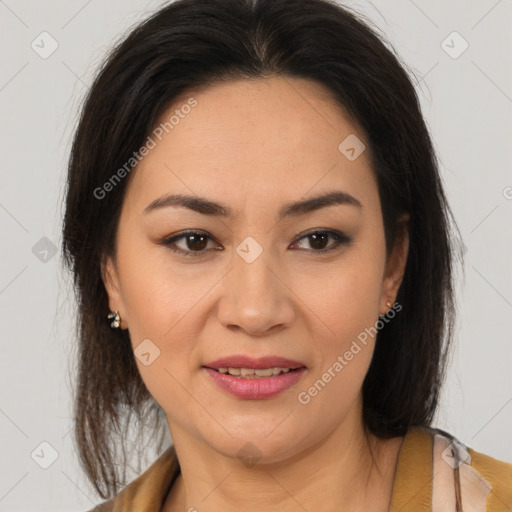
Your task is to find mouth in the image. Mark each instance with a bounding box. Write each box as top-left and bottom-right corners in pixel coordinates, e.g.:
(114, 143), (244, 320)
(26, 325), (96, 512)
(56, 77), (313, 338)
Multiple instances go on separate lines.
(203, 355), (306, 373)
(202, 365), (307, 399)
(203, 366), (304, 378)
(201, 355), (307, 398)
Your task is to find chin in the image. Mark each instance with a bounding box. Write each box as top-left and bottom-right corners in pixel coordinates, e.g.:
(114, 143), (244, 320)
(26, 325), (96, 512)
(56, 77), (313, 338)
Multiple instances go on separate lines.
(203, 427), (307, 467)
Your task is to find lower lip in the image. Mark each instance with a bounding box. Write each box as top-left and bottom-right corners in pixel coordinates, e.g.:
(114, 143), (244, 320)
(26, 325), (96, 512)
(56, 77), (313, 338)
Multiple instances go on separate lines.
(202, 367), (306, 399)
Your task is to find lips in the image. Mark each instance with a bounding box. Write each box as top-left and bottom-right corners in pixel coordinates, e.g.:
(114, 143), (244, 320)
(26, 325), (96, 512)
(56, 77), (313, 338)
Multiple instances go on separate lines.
(202, 355), (306, 370)
(202, 366), (307, 399)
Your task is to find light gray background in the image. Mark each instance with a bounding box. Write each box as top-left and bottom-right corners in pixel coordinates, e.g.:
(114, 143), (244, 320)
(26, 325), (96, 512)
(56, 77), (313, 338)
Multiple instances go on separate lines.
(1, 0), (511, 510)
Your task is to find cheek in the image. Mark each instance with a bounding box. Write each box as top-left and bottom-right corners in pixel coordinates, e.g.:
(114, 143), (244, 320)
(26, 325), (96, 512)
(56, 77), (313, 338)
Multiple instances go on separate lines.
(331, 259), (384, 339)
(293, 241), (385, 408)
(116, 236), (211, 343)
(298, 243), (385, 347)
(114, 239), (208, 410)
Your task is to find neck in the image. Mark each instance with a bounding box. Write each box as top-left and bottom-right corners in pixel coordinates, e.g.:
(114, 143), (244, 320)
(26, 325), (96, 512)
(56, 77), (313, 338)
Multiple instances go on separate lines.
(163, 401), (404, 512)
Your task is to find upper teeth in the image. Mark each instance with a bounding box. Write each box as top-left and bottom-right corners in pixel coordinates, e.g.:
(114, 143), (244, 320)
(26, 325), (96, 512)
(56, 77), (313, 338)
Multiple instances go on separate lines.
(217, 367), (291, 377)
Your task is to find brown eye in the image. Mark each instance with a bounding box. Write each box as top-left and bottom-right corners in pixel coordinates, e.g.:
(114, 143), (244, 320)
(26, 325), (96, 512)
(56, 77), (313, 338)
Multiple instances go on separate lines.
(182, 233), (209, 251)
(161, 229), (350, 259)
(293, 230), (350, 252)
(161, 231), (218, 258)
(308, 232), (330, 250)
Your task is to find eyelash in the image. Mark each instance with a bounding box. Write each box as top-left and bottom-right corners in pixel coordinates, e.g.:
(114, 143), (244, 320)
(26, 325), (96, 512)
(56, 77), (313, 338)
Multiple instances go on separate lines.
(160, 229), (351, 258)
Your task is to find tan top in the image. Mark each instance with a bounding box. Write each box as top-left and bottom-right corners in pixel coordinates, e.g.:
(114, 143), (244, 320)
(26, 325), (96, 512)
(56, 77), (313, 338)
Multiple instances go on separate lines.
(89, 426), (512, 511)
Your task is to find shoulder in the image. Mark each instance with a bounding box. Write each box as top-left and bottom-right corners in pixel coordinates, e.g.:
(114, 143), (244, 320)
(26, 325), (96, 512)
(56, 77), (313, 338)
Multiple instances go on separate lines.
(86, 501), (114, 512)
(428, 426), (512, 511)
(467, 444), (512, 510)
(391, 425), (512, 512)
(85, 444), (180, 512)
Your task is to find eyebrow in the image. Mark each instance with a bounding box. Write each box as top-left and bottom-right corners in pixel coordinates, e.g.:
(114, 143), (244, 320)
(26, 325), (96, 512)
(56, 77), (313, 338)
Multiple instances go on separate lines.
(143, 191), (362, 219)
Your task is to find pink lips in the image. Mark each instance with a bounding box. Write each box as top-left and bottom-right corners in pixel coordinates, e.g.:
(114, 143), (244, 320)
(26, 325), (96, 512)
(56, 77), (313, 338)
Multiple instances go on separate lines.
(203, 367), (306, 399)
(203, 355), (305, 370)
(202, 354), (307, 400)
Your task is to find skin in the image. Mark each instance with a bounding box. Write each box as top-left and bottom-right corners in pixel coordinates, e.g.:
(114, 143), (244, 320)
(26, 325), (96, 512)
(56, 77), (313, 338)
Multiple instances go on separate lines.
(102, 76), (409, 511)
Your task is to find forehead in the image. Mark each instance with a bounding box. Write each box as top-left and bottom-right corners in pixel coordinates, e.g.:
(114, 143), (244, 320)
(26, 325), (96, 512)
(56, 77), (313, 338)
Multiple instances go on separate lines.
(123, 76), (377, 215)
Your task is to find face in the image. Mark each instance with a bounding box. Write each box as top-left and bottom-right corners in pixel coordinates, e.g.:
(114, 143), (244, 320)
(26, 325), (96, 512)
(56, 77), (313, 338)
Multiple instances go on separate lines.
(102, 76), (408, 463)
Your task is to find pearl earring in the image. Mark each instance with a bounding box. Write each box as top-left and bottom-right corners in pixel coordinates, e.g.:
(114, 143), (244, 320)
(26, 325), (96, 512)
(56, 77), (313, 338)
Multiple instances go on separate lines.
(107, 310), (121, 329)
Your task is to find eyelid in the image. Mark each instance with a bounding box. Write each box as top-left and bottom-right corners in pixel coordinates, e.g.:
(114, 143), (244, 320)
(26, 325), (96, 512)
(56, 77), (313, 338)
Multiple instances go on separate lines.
(160, 230), (219, 258)
(160, 228), (351, 258)
(291, 228), (351, 249)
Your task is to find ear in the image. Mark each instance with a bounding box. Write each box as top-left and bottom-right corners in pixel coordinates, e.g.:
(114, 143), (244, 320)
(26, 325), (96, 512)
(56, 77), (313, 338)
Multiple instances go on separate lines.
(379, 214), (410, 315)
(101, 254), (127, 329)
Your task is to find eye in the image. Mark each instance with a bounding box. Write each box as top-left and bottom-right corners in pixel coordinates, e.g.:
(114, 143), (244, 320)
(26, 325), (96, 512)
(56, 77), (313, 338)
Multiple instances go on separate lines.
(160, 230), (220, 258)
(160, 229), (351, 258)
(292, 230), (351, 252)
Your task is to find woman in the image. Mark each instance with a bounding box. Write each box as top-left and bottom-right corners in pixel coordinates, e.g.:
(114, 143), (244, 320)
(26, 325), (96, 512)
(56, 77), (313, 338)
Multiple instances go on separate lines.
(61, 0), (512, 510)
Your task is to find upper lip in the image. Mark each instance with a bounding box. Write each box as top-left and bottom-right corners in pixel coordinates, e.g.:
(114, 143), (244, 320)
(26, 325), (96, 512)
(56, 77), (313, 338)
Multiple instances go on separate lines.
(203, 355), (306, 370)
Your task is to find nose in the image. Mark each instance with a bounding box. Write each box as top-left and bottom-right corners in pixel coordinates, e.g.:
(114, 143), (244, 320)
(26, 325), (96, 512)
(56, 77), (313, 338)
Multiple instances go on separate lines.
(216, 247), (295, 336)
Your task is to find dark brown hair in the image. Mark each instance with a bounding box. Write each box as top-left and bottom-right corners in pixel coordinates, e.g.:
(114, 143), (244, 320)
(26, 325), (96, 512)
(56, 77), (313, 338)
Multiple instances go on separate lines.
(62, 0), (461, 499)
